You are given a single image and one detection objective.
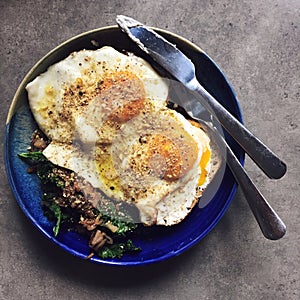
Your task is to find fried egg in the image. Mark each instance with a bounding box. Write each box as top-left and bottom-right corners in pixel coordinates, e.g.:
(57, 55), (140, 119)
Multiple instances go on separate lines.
(26, 46), (217, 226)
(26, 46), (169, 144)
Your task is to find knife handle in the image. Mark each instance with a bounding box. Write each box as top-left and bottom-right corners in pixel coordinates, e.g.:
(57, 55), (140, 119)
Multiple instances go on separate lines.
(192, 80), (287, 179)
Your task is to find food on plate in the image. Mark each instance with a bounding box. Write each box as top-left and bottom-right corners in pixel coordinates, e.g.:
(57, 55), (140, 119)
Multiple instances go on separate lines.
(26, 46), (168, 145)
(21, 46), (220, 259)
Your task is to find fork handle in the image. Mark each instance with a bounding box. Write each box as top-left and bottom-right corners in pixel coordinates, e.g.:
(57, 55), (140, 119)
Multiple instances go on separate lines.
(205, 124), (287, 240)
(191, 80), (287, 179)
(225, 138), (286, 240)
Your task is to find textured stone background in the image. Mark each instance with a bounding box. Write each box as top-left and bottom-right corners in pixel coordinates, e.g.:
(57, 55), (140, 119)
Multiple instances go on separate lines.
(0, 1), (299, 299)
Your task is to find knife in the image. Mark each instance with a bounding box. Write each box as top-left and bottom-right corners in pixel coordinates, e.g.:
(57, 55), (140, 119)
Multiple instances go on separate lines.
(116, 15), (287, 180)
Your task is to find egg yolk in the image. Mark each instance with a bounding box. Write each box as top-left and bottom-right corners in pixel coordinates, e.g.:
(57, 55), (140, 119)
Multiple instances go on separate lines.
(131, 132), (199, 181)
(198, 147), (211, 186)
(97, 71), (146, 123)
(188, 120), (211, 186)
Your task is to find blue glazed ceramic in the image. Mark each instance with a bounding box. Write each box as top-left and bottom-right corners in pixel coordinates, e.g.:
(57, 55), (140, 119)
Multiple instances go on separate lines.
(4, 26), (244, 266)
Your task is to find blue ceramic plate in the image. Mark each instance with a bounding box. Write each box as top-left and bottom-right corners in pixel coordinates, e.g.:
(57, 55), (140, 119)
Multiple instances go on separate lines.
(5, 26), (244, 266)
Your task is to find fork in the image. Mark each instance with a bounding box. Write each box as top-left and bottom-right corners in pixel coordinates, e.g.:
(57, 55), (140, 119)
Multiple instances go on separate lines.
(169, 83), (286, 240)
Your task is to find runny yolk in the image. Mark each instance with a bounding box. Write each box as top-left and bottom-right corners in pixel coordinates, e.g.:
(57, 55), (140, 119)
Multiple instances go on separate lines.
(198, 148), (211, 186)
(187, 119), (211, 186)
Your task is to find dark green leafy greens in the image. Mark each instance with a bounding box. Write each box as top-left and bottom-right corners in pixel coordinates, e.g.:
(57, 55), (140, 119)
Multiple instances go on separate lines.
(48, 202), (62, 236)
(19, 150), (141, 259)
(19, 152), (64, 188)
(99, 240), (141, 259)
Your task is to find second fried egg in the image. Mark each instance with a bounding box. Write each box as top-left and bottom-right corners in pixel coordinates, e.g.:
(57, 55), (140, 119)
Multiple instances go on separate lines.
(43, 106), (212, 225)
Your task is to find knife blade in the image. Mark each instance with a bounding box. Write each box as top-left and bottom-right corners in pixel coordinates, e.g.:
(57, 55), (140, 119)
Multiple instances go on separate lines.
(116, 15), (287, 180)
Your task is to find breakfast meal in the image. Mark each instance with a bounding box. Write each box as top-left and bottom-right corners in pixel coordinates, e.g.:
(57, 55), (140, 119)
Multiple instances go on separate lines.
(20, 46), (220, 259)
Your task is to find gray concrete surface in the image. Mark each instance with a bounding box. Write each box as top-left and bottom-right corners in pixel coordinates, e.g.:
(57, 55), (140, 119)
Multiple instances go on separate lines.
(1, 0), (299, 299)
